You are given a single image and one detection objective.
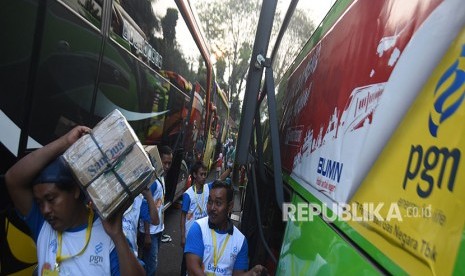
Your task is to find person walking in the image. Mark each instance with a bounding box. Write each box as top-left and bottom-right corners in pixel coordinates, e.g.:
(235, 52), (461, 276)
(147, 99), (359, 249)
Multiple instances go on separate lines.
(180, 161), (209, 276)
(215, 153), (223, 179)
(139, 145), (173, 276)
(180, 162), (232, 275)
(184, 180), (267, 276)
(122, 187), (158, 261)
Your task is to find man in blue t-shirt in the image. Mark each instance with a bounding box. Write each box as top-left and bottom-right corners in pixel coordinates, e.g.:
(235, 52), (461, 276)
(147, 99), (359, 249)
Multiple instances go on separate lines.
(184, 180), (267, 276)
(4, 126), (145, 276)
(180, 162), (232, 275)
(139, 145), (173, 276)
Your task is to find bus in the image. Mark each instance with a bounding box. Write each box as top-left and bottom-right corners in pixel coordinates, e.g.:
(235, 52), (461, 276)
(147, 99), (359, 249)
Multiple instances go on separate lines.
(203, 82), (230, 170)
(235, 0), (465, 275)
(0, 0), (227, 274)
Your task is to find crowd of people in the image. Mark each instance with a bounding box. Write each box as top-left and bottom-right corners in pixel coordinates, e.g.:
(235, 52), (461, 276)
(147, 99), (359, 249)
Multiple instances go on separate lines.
(5, 126), (267, 275)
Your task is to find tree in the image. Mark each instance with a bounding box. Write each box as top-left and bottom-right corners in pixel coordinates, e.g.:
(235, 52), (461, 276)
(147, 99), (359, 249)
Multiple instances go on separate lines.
(150, 8), (198, 83)
(194, 0), (261, 122)
(121, 0), (160, 38)
(272, 8), (315, 84)
(215, 57), (227, 88)
(162, 8), (178, 47)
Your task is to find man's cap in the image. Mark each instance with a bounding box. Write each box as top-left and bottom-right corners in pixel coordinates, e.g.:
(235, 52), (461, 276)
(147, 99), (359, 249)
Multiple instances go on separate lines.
(32, 157), (74, 186)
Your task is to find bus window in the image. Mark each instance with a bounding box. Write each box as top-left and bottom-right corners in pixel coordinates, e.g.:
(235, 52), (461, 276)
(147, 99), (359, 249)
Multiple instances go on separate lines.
(0, 1), (219, 274)
(271, 2), (321, 85)
(27, 0), (105, 142)
(61, 0), (103, 29)
(110, 2), (162, 70)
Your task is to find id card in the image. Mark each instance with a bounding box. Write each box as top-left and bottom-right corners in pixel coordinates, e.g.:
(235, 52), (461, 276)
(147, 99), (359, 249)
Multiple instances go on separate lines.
(42, 268), (59, 276)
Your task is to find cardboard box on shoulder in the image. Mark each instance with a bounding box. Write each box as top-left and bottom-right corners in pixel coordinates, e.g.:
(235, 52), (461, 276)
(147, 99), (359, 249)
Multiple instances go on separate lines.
(62, 109), (155, 219)
(144, 145), (164, 178)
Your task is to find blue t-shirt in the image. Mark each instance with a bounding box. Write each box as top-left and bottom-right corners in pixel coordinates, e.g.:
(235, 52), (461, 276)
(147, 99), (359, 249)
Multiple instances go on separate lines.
(139, 180), (159, 222)
(139, 178), (165, 234)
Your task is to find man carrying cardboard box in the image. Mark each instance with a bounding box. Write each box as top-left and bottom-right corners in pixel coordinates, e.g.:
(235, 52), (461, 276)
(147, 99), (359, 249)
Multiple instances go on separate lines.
(139, 145), (173, 275)
(5, 126), (145, 276)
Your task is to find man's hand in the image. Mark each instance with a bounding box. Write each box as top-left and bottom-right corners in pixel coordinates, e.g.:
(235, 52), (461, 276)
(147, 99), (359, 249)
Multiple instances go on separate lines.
(101, 210), (124, 240)
(63, 126), (91, 146)
(144, 234), (152, 249)
(141, 187), (151, 199)
(249, 265), (268, 276)
(102, 204), (146, 276)
(234, 265), (268, 276)
(101, 198), (133, 239)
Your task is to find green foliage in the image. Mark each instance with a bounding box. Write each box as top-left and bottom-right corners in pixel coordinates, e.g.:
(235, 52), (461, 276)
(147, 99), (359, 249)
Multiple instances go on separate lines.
(215, 57), (226, 87)
(162, 8), (178, 47)
(121, 0), (159, 37)
(195, 0), (261, 122)
(196, 56), (208, 89)
(272, 8), (315, 84)
(147, 7), (199, 86)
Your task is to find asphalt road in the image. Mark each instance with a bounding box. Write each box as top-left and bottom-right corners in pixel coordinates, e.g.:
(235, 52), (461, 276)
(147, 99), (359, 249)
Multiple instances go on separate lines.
(157, 170), (218, 275)
(157, 204), (183, 276)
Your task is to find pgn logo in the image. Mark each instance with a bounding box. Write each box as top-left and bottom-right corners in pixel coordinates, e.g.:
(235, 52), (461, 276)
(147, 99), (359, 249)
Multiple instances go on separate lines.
(90, 242), (104, 265)
(429, 44), (465, 137)
(95, 242), (103, 254)
(49, 239), (57, 254)
(403, 145), (460, 198)
(89, 255), (103, 265)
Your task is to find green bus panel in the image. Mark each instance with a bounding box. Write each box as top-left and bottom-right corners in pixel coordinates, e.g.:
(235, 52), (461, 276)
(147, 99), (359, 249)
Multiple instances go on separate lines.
(276, 193), (380, 276)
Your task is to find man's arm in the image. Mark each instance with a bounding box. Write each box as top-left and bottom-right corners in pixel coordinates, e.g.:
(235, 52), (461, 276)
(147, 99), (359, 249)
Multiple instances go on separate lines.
(218, 167), (232, 181)
(184, 221), (205, 275)
(5, 126), (90, 216)
(143, 221), (151, 249)
(102, 210), (145, 276)
(141, 187), (159, 225)
(232, 265), (267, 276)
(180, 211), (186, 247)
(232, 239), (267, 276)
(186, 253), (204, 276)
(180, 192), (191, 247)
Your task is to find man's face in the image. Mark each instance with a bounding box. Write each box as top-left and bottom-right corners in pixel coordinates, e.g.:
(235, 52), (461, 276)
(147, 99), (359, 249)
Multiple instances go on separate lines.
(193, 167), (207, 185)
(161, 153), (173, 175)
(207, 187), (232, 227)
(33, 183), (81, 232)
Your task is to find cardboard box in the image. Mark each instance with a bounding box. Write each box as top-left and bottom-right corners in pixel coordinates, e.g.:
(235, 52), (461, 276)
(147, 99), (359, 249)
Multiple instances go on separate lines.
(63, 109), (155, 219)
(144, 145), (164, 178)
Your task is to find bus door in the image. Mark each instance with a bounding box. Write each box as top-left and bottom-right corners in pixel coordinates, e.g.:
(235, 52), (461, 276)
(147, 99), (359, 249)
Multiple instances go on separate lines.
(27, 0), (106, 145)
(1, 0), (106, 274)
(0, 1), (40, 172)
(99, 2), (165, 141)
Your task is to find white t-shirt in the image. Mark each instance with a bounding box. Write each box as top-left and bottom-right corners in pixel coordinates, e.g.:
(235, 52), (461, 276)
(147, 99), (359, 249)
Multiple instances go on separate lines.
(25, 206), (114, 275)
(122, 194), (143, 256)
(182, 183), (210, 237)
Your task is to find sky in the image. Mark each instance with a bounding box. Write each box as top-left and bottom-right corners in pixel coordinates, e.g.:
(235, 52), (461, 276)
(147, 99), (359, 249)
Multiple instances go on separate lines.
(276, 0), (335, 27)
(298, 0), (335, 25)
(155, 0), (335, 61)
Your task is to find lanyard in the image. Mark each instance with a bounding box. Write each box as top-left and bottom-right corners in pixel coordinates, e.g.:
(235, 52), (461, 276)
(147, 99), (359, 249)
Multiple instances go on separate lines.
(157, 177), (165, 206)
(210, 229), (230, 268)
(157, 177), (165, 196)
(193, 185), (204, 214)
(55, 208), (94, 270)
